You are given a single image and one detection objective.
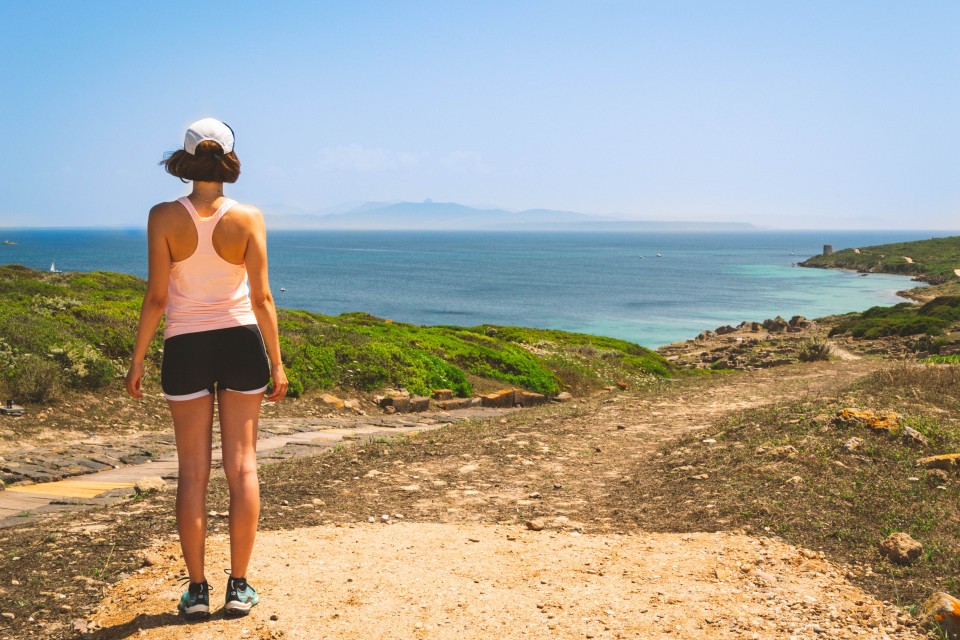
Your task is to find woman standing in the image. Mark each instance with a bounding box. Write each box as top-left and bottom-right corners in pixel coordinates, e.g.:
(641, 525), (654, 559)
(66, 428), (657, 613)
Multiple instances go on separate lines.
(125, 118), (287, 619)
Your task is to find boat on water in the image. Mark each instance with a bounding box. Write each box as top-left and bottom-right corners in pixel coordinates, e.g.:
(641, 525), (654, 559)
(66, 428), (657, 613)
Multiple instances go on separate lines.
(280, 287), (287, 292)
(656, 253), (662, 257)
(49, 261), (62, 274)
(2, 240), (16, 245)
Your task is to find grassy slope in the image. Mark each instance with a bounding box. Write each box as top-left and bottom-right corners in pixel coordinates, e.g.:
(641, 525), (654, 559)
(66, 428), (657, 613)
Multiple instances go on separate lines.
(0, 265), (674, 401)
(801, 235), (960, 284)
(639, 364), (960, 604)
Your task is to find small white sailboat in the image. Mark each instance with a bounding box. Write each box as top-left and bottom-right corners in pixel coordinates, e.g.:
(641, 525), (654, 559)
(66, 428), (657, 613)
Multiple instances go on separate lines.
(49, 260), (62, 273)
(280, 287), (287, 292)
(656, 253), (662, 257)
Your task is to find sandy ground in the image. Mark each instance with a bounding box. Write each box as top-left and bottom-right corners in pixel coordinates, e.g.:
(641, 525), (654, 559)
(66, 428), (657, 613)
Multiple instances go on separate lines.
(90, 523), (923, 640)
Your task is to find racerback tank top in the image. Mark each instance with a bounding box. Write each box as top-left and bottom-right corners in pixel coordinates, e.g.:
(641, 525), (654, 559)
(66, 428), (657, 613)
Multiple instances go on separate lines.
(164, 197), (259, 339)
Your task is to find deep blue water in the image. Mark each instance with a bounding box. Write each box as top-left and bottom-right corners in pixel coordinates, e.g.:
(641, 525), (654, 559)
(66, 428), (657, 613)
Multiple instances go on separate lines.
(0, 229), (946, 348)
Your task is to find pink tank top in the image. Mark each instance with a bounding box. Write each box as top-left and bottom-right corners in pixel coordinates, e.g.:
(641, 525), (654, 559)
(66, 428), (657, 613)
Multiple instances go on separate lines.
(164, 197), (259, 339)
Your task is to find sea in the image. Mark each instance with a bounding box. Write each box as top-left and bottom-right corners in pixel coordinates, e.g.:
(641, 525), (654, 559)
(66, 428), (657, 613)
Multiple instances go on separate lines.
(0, 229), (947, 349)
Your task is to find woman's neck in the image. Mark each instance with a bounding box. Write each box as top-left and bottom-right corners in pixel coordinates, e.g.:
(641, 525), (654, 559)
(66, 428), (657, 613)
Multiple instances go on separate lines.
(190, 181), (225, 203)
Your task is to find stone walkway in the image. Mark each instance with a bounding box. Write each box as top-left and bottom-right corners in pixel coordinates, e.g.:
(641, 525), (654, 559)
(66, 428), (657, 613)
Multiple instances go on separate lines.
(0, 407), (511, 527)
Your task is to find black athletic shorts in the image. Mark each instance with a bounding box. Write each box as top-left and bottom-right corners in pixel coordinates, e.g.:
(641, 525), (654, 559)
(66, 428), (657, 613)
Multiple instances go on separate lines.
(160, 325), (270, 401)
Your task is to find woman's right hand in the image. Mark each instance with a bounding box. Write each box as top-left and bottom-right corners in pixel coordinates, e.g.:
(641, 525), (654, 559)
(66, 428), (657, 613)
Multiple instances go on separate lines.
(125, 360), (145, 399)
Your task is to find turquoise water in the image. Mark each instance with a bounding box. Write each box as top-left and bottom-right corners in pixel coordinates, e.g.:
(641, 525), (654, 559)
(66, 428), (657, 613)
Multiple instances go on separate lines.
(0, 229), (940, 348)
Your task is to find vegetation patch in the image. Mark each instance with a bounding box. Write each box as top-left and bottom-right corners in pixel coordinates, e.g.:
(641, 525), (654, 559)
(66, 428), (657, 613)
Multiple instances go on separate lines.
(828, 297), (960, 339)
(0, 265), (674, 403)
(626, 364), (960, 605)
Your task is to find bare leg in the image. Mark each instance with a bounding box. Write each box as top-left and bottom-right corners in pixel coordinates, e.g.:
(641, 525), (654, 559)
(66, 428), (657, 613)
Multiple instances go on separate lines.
(169, 394), (215, 583)
(218, 389), (263, 578)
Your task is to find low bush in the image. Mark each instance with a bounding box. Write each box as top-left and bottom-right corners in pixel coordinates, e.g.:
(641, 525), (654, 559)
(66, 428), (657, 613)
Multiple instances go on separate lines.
(797, 337), (832, 362)
(6, 354), (62, 402)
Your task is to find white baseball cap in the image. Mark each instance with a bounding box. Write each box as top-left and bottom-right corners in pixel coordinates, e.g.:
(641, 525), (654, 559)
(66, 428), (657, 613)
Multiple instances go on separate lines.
(183, 118), (235, 155)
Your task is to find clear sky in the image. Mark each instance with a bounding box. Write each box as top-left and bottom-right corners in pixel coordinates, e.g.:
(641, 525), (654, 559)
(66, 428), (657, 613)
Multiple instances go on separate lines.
(1, 1), (957, 229)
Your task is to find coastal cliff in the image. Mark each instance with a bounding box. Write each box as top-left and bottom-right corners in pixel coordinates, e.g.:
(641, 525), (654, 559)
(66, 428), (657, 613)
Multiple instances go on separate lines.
(800, 235), (960, 284)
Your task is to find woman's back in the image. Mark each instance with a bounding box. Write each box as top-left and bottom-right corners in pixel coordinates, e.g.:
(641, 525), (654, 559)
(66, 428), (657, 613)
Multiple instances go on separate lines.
(163, 196), (258, 338)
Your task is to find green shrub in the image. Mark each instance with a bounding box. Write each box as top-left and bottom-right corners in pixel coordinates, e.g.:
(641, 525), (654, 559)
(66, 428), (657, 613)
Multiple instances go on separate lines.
(797, 337), (832, 362)
(7, 355), (62, 402)
(50, 343), (117, 390)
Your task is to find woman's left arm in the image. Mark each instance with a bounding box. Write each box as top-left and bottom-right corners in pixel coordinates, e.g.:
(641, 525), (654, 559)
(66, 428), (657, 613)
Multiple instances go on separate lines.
(245, 208), (288, 402)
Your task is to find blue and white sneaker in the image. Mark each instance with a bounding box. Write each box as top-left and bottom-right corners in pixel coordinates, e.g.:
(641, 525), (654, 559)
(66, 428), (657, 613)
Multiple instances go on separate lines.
(177, 579), (211, 620)
(224, 575), (259, 616)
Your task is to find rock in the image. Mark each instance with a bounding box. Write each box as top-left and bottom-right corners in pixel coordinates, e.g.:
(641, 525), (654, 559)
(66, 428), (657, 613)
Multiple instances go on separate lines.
(785, 475), (803, 487)
(748, 568), (778, 584)
(763, 316), (789, 333)
(134, 476), (166, 494)
(481, 389), (516, 408)
(515, 391), (548, 407)
(320, 393), (344, 410)
(552, 392), (573, 403)
(843, 437), (864, 452)
(528, 492), (541, 499)
(834, 408), (901, 432)
(408, 396), (430, 412)
(379, 391), (410, 413)
(715, 325), (737, 335)
(342, 399), (361, 412)
(765, 445), (798, 459)
(878, 532), (923, 565)
(525, 518), (546, 531)
(432, 389), (454, 400)
(903, 426), (930, 446)
(917, 453), (960, 470)
(1, 612), (14, 620)
(788, 315), (809, 328)
(435, 397), (473, 410)
(918, 592), (960, 638)
(72, 619), (88, 633)
(616, 381), (628, 390)
(927, 469), (951, 486)
(141, 553), (163, 567)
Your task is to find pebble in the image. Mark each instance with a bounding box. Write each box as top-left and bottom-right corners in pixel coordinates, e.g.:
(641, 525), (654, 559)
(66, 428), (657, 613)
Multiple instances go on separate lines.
(529, 492), (541, 499)
(270, 614), (279, 621)
(1, 612), (14, 620)
(367, 516), (376, 523)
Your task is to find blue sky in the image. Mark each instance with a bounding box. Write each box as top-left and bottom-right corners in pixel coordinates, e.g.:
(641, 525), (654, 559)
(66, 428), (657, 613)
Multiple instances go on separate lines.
(1, 1), (957, 228)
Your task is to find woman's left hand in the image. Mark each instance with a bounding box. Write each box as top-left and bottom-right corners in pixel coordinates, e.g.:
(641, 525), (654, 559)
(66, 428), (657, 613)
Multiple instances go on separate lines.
(267, 364), (288, 402)
(125, 360), (145, 399)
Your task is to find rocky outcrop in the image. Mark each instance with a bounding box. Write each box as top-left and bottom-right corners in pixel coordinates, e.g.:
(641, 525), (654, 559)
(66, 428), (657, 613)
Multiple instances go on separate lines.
(134, 477), (166, 494)
(919, 592), (960, 638)
(916, 453), (960, 470)
(878, 532), (923, 565)
(834, 408), (901, 432)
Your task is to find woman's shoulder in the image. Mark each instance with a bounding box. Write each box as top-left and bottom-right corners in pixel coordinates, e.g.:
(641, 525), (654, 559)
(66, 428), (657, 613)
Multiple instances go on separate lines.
(223, 202), (265, 231)
(226, 202), (263, 219)
(147, 200), (189, 227)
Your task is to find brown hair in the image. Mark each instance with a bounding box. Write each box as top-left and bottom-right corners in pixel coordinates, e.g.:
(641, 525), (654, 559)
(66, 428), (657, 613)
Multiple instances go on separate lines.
(161, 139), (241, 183)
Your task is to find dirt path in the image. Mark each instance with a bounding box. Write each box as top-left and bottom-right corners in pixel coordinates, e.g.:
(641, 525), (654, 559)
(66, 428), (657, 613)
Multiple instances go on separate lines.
(86, 361), (924, 639)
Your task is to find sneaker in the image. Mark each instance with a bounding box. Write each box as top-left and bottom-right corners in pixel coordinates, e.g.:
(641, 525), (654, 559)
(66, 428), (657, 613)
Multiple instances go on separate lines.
(177, 579), (211, 620)
(224, 574), (259, 616)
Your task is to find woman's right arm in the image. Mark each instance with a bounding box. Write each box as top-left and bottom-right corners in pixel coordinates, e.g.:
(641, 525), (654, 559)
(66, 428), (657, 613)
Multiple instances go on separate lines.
(125, 205), (171, 399)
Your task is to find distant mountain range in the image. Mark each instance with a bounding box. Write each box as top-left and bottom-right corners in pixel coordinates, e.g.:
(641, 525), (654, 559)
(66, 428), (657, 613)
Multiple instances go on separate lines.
(264, 200), (758, 231)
